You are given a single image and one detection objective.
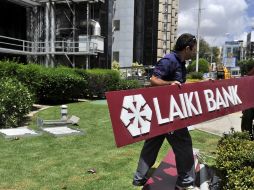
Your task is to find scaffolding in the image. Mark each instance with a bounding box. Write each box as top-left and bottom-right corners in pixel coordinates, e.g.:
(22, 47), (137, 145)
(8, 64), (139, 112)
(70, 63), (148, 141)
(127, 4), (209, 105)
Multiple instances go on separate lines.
(0, 0), (105, 68)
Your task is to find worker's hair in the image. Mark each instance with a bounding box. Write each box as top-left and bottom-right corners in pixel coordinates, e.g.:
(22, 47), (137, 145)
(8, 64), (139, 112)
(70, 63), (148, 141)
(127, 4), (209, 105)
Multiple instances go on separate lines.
(174, 33), (197, 51)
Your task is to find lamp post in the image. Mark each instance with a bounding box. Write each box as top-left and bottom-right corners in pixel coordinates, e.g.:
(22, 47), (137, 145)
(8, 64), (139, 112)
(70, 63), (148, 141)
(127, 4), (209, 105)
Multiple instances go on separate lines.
(195, 0), (202, 72)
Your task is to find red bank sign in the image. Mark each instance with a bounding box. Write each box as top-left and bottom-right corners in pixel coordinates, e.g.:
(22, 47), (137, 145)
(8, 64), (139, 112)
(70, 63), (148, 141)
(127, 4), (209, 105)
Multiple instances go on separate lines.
(106, 76), (254, 147)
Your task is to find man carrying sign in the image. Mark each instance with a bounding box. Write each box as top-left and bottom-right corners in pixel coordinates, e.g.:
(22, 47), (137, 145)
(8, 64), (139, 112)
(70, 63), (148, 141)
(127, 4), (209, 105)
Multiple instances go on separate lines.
(132, 33), (198, 190)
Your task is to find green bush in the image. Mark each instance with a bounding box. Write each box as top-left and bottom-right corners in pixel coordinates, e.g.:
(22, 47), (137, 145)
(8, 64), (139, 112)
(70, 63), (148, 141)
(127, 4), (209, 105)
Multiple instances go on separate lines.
(187, 72), (203, 79)
(76, 69), (120, 98)
(0, 78), (34, 128)
(0, 60), (19, 76)
(0, 62), (87, 103)
(15, 64), (44, 101)
(227, 166), (254, 190)
(238, 59), (254, 76)
(115, 79), (142, 90)
(36, 67), (87, 103)
(0, 61), (141, 102)
(187, 58), (209, 74)
(215, 131), (254, 189)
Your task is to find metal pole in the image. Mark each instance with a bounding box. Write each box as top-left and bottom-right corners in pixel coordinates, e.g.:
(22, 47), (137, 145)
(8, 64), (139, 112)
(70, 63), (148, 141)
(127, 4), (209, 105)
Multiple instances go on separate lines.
(50, 2), (55, 67)
(86, 2), (90, 69)
(210, 47), (213, 63)
(72, 3), (76, 67)
(45, 2), (50, 67)
(195, 0), (201, 72)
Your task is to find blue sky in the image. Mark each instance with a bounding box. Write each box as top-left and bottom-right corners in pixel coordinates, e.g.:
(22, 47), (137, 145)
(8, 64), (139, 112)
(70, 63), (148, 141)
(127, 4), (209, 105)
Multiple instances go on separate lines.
(178, 0), (254, 46)
(246, 0), (254, 17)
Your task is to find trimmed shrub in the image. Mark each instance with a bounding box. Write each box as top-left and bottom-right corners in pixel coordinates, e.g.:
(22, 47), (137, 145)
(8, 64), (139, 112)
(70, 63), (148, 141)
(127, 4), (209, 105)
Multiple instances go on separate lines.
(35, 67), (87, 103)
(215, 131), (254, 189)
(0, 62), (87, 103)
(227, 166), (254, 190)
(0, 60), (20, 77)
(0, 61), (142, 102)
(116, 79), (142, 90)
(0, 78), (34, 128)
(187, 72), (203, 79)
(76, 69), (120, 98)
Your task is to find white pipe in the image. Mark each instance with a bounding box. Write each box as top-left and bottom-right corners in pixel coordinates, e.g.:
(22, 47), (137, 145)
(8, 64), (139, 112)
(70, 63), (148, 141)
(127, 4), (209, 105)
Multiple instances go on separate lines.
(90, 19), (101, 36)
(80, 19), (101, 36)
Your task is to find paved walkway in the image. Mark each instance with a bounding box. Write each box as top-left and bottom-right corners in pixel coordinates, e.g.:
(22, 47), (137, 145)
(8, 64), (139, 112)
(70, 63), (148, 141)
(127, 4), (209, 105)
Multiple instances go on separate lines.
(192, 111), (242, 136)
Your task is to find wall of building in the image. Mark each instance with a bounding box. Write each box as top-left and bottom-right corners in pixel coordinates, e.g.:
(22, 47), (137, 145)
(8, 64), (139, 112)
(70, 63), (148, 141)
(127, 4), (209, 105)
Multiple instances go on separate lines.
(143, 0), (159, 66)
(0, 0), (179, 68)
(0, 0), (27, 62)
(223, 41), (244, 67)
(157, 0), (178, 60)
(112, 0), (135, 67)
(113, 0), (178, 67)
(133, 0), (145, 65)
(246, 31), (254, 59)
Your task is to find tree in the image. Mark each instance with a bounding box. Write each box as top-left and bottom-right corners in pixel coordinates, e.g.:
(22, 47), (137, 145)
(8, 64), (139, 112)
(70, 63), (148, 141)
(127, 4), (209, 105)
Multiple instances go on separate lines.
(211, 46), (221, 64)
(238, 59), (254, 76)
(187, 58), (209, 74)
(199, 38), (211, 61)
(198, 38), (220, 64)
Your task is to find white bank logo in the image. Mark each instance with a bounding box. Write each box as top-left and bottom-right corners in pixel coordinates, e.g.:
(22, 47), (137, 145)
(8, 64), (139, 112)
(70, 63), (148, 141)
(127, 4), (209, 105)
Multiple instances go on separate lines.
(120, 94), (152, 137)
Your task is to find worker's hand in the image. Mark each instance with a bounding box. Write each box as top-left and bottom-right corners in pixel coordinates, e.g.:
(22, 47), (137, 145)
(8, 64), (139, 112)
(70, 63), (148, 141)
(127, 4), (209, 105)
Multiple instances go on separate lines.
(171, 81), (181, 87)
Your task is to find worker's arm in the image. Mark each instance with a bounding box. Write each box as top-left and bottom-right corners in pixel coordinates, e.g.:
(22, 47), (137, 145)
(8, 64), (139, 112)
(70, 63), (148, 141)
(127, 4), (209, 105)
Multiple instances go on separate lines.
(150, 75), (181, 86)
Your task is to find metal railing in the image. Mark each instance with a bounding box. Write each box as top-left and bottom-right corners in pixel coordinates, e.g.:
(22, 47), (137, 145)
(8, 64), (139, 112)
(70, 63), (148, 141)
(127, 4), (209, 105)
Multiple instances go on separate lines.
(0, 35), (100, 55)
(119, 65), (154, 86)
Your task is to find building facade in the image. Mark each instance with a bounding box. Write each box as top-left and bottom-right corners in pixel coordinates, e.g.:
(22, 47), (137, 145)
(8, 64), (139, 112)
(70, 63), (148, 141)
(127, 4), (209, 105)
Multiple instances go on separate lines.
(112, 0), (179, 67)
(222, 41), (245, 67)
(222, 40), (245, 77)
(0, 0), (112, 68)
(0, 0), (179, 68)
(246, 31), (254, 59)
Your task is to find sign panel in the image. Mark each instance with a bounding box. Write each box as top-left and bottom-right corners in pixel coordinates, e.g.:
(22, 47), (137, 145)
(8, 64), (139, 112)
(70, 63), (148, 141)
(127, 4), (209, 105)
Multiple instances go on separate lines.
(106, 76), (254, 147)
(223, 57), (236, 67)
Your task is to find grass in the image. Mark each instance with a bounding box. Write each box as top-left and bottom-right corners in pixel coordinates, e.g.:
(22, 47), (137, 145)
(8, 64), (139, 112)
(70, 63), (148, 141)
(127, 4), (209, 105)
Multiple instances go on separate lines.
(0, 101), (220, 190)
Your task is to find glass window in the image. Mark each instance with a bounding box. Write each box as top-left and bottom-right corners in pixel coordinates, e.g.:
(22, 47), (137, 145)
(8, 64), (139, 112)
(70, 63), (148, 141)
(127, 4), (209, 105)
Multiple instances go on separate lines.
(113, 20), (120, 31)
(113, 51), (119, 62)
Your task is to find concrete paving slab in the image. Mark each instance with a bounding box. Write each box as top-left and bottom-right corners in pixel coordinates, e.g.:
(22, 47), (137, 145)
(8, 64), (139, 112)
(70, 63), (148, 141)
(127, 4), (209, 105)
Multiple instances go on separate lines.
(41, 126), (84, 136)
(0, 127), (40, 138)
(193, 111), (242, 136)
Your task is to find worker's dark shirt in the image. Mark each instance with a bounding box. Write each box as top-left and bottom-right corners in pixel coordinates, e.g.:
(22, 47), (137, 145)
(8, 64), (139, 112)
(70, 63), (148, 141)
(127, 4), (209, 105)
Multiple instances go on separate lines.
(247, 67), (254, 76)
(153, 51), (187, 83)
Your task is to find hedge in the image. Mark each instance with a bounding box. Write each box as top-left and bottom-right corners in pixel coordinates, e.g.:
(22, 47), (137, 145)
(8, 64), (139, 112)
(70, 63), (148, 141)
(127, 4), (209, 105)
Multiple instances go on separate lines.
(75, 69), (120, 98)
(215, 131), (254, 189)
(0, 77), (34, 128)
(116, 79), (142, 90)
(0, 61), (142, 103)
(187, 72), (203, 80)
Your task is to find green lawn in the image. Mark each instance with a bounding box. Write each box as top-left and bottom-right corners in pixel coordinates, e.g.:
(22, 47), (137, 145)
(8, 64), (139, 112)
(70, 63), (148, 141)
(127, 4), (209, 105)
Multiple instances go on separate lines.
(0, 101), (220, 190)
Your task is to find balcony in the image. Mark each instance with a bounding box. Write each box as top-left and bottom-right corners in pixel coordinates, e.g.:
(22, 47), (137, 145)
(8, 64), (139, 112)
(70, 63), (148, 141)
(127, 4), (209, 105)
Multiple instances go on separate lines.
(7, 0), (104, 7)
(0, 35), (104, 55)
